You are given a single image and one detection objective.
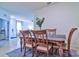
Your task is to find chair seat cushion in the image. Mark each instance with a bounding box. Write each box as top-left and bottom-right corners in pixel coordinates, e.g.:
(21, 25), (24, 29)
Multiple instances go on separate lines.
(25, 43), (36, 48)
(36, 45), (52, 52)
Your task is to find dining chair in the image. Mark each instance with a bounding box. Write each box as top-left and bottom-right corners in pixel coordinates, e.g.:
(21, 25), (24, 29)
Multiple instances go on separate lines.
(20, 30), (35, 56)
(53, 28), (78, 56)
(32, 30), (52, 57)
(46, 29), (57, 54)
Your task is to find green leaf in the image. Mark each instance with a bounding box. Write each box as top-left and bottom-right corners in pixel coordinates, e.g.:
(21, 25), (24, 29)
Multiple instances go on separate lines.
(35, 17), (45, 28)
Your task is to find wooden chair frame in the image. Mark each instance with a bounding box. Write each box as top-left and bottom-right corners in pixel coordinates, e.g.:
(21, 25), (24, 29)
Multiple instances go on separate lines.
(32, 30), (51, 57)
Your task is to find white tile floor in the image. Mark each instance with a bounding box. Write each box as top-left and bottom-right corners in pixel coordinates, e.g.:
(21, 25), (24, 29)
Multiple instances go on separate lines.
(0, 38), (20, 57)
(0, 37), (79, 57)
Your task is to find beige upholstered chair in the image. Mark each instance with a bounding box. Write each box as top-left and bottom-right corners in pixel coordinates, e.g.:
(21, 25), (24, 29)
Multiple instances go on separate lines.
(20, 30), (35, 56)
(32, 30), (52, 57)
(53, 28), (78, 56)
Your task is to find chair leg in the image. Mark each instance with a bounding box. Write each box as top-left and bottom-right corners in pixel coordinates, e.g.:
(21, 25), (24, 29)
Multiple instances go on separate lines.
(20, 41), (22, 52)
(54, 48), (58, 55)
(32, 48), (35, 57)
(24, 47), (26, 56)
(32, 51), (34, 57)
(51, 47), (54, 55)
(20, 39), (24, 52)
(21, 47), (22, 52)
(68, 51), (71, 57)
(46, 52), (49, 57)
(34, 49), (37, 57)
(59, 47), (64, 57)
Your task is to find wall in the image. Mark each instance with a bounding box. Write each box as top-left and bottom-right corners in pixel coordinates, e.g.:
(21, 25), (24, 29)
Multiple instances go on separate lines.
(9, 17), (17, 39)
(0, 8), (10, 40)
(22, 20), (34, 30)
(33, 2), (79, 49)
(0, 19), (2, 29)
(0, 8), (34, 39)
(0, 8), (10, 20)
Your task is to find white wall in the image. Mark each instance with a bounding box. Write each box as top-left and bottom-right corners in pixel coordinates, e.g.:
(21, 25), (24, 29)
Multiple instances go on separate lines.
(0, 8), (10, 40)
(22, 20), (34, 30)
(0, 8), (10, 20)
(0, 8), (34, 39)
(33, 2), (79, 49)
(9, 17), (17, 39)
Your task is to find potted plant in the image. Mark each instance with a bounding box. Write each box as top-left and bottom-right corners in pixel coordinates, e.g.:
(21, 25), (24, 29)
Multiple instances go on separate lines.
(35, 17), (45, 30)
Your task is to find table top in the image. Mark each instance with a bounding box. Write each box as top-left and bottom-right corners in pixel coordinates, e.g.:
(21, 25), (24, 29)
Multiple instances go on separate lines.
(20, 34), (66, 42)
(48, 37), (65, 42)
(51, 34), (66, 39)
(48, 34), (66, 41)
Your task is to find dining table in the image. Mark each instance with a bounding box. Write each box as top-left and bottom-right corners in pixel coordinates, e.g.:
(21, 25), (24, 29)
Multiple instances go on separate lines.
(20, 32), (66, 56)
(47, 34), (66, 56)
(32, 34), (66, 56)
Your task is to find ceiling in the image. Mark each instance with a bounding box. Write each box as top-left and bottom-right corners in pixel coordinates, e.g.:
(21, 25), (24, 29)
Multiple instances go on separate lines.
(0, 2), (54, 17)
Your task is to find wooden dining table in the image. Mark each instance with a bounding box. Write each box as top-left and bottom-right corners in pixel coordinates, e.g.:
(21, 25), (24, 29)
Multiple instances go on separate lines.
(47, 34), (66, 56)
(31, 34), (66, 56)
(20, 33), (66, 56)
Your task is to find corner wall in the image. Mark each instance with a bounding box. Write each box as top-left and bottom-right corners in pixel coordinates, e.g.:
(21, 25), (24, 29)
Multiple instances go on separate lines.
(33, 2), (79, 49)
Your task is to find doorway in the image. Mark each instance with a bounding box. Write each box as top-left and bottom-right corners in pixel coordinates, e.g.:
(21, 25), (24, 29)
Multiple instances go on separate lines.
(16, 21), (22, 36)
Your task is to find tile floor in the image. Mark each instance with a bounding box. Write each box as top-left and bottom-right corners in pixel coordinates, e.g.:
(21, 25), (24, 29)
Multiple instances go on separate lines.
(0, 37), (79, 57)
(0, 38), (20, 57)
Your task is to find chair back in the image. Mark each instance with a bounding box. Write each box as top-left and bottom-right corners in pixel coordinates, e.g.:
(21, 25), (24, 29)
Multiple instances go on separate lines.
(20, 30), (33, 46)
(32, 30), (48, 47)
(67, 28), (77, 50)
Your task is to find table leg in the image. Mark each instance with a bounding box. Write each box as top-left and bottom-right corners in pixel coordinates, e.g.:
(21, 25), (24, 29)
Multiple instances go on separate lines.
(20, 38), (22, 52)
